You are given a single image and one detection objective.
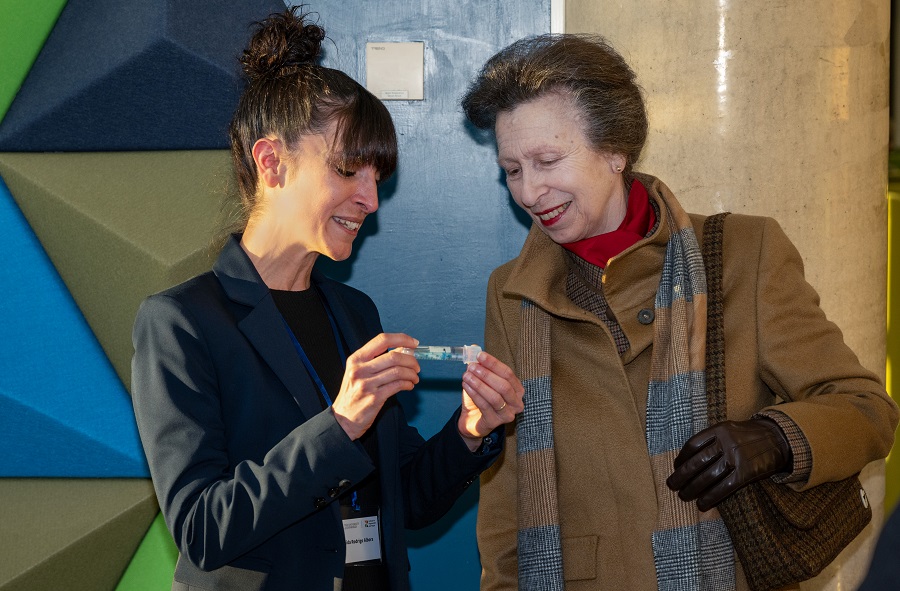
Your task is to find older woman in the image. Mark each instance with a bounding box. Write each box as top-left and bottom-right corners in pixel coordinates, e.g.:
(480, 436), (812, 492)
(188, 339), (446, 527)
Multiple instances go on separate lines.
(461, 34), (898, 591)
(131, 8), (524, 591)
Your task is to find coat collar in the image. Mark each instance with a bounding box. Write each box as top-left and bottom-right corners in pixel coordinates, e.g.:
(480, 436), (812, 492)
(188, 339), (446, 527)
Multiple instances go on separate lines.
(212, 235), (361, 419)
(500, 173), (678, 362)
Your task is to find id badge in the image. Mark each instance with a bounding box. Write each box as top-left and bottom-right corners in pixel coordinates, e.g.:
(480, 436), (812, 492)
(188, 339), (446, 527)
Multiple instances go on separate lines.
(343, 514), (382, 564)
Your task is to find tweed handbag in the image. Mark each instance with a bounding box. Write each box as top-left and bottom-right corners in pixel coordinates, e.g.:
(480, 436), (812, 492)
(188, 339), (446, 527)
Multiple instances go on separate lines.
(701, 212), (872, 591)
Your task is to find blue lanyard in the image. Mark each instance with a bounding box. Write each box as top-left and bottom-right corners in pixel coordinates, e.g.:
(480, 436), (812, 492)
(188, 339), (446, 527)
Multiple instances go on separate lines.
(280, 291), (347, 407)
(281, 295), (361, 511)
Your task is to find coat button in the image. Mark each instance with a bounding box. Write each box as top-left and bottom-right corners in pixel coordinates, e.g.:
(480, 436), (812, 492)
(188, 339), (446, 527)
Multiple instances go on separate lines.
(637, 309), (655, 325)
(338, 479), (352, 490)
(328, 487), (340, 498)
(314, 497), (327, 509)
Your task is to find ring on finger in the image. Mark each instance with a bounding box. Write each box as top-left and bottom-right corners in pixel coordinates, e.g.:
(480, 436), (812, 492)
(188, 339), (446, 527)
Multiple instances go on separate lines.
(495, 402), (507, 412)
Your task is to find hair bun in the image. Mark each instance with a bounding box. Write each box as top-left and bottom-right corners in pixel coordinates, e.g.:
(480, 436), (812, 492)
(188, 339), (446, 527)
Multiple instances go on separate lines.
(240, 8), (326, 82)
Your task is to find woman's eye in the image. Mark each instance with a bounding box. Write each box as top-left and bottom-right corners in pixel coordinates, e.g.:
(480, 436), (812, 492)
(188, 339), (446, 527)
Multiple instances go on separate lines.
(335, 166), (356, 178)
(505, 168), (521, 178)
(539, 158), (558, 167)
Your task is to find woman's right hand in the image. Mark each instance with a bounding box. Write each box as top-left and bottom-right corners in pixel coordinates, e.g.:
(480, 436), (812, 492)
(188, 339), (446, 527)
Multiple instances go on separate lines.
(331, 333), (421, 440)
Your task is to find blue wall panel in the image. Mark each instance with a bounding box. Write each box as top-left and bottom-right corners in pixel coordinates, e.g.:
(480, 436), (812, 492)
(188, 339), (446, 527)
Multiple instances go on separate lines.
(306, 1), (549, 588)
(0, 0), (285, 151)
(0, 178), (148, 477)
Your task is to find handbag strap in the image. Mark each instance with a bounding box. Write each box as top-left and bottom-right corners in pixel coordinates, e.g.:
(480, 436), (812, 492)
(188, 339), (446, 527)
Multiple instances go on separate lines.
(701, 212), (873, 591)
(702, 212), (730, 423)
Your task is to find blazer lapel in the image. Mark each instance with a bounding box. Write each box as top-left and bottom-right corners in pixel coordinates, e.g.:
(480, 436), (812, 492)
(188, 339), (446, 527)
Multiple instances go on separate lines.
(240, 302), (326, 420)
(213, 236), (326, 420)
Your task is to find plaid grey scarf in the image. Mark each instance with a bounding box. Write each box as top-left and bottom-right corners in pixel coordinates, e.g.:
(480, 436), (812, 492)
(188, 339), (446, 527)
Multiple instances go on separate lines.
(516, 190), (735, 590)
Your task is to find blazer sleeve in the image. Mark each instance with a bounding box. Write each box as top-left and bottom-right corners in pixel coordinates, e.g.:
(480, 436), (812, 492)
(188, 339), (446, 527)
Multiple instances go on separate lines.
(395, 403), (502, 530)
(476, 267), (520, 591)
(131, 293), (375, 571)
(748, 216), (898, 486)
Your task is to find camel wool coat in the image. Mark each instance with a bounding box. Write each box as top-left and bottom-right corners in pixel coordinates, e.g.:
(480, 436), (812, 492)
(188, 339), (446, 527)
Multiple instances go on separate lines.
(477, 174), (898, 591)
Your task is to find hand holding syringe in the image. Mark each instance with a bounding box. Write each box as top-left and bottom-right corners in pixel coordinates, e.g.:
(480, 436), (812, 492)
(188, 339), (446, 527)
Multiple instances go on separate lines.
(396, 345), (482, 364)
(393, 340), (525, 453)
(332, 334), (520, 448)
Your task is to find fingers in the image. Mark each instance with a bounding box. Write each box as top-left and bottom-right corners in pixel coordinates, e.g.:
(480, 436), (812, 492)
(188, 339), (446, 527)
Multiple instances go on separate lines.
(333, 334), (421, 440)
(667, 444), (738, 511)
(667, 419), (788, 511)
(334, 357), (418, 408)
(667, 433), (720, 490)
(457, 351), (525, 442)
(462, 351), (525, 418)
(347, 334), (420, 385)
(672, 430), (718, 469)
(354, 332), (419, 362)
(472, 350), (521, 383)
(673, 455), (734, 504)
(696, 474), (739, 512)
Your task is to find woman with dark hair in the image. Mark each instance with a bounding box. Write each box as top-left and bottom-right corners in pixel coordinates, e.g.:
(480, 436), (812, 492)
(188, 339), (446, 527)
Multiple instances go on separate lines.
(131, 8), (523, 591)
(462, 34), (897, 590)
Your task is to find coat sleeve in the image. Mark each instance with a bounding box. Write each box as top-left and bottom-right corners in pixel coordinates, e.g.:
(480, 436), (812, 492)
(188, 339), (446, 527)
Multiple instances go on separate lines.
(131, 294), (375, 571)
(477, 267), (520, 591)
(748, 216), (898, 487)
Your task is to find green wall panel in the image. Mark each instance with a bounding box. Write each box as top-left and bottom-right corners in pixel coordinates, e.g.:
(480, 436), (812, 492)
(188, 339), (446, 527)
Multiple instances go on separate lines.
(0, 479), (157, 591)
(0, 151), (234, 389)
(115, 513), (177, 591)
(0, 0), (67, 123)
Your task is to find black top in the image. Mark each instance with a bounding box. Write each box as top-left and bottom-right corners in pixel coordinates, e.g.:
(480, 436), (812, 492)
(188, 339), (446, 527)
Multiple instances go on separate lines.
(271, 287), (343, 407)
(271, 287), (389, 590)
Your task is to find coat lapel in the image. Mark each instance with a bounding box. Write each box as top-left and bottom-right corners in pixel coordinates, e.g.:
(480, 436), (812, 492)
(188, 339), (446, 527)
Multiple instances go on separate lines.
(213, 236), (326, 420)
(240, 301), (326, 419)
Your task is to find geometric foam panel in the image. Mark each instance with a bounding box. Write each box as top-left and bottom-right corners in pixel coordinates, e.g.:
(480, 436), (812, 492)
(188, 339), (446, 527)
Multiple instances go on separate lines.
(114, 513), (177, 591)
(0, 479), (158, 591)
(0, 151), (234, 390)
(0, 177), (147, 476)
(0, 0), (286, 151)
(0, 0), (67, 123)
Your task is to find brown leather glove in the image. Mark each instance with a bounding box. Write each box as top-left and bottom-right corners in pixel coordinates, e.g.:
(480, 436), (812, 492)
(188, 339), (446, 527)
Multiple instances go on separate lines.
(665, 418), (793, 512)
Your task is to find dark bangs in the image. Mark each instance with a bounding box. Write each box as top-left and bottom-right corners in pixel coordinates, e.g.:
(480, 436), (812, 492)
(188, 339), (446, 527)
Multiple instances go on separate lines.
(326, 86), (397, 182)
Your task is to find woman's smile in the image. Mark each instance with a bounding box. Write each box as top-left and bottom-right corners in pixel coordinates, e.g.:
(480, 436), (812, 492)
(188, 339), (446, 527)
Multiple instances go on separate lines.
(535, 202), (571, 226)
(334, 216), (363, 233)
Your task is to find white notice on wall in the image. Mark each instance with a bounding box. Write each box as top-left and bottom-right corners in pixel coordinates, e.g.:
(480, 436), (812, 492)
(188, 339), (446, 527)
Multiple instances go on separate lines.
(365, 42), (424, 101)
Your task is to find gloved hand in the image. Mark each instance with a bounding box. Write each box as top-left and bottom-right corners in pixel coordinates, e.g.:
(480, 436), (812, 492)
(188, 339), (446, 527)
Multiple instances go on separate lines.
(666, 418), (793, 512)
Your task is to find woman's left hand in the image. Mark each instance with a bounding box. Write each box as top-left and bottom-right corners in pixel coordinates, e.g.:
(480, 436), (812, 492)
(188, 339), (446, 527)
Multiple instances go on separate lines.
(458, 350), (524, 452)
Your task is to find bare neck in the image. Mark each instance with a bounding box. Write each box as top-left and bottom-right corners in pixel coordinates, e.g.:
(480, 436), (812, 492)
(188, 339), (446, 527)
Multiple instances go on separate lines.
(240, 222), (318, 291)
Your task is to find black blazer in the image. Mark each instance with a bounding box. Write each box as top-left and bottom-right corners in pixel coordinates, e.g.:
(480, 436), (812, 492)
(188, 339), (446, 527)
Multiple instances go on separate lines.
(132, 235), (500, 591)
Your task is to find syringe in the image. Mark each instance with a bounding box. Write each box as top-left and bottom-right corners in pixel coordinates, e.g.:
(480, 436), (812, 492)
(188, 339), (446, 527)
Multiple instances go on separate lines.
(396, 345), (482, 364)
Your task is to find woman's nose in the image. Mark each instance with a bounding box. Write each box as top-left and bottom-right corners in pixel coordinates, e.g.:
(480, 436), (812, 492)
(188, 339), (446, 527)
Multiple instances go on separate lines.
(518, 170), (545, 208)
(356, 171), (379, 213)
